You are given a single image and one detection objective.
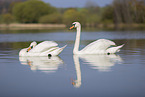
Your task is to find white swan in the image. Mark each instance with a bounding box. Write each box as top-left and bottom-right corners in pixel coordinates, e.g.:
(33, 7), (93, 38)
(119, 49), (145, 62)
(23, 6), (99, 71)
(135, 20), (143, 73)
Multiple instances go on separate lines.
(69, 22), (124, 54)
(19, 41), (66, 56)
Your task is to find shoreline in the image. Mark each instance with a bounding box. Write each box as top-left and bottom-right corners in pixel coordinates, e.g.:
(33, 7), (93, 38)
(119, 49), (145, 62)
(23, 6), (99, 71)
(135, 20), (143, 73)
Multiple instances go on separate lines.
(0, 23), (66, 30)
(0, 23), (144, 30)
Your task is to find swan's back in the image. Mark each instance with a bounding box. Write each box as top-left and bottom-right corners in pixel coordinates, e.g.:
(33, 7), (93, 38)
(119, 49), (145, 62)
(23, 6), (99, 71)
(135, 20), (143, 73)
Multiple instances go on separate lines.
(30, 41), (58, 53)
(80, 39), (116, 54)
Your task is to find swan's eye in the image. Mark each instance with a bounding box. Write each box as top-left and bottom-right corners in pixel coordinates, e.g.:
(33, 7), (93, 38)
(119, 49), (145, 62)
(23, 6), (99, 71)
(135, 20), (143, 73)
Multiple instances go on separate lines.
(31, 46), (33, 49)
(70, 23), (76, 29)
(73, 23), (76, 27)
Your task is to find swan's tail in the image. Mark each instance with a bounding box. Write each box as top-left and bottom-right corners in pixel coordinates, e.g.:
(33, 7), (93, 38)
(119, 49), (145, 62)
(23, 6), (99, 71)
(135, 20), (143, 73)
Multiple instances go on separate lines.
(48, 45), (67, 56)
(57, 45), (67, 55)
(106, 44), (124, 54)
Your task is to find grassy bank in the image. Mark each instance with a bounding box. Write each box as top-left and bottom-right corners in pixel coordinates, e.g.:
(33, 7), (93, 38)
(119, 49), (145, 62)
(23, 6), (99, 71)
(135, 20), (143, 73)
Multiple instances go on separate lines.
(0, 23), (66, 30)
(95, 23), (145, 30)
(0, 23), (144, 30)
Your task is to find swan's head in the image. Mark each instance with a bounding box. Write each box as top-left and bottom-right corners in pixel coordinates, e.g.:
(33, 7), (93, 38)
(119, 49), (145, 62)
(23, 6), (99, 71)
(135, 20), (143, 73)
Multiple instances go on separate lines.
(69, 22), (81, 29)
(30, 41), (37, 47)
(27, 41), (37, 52)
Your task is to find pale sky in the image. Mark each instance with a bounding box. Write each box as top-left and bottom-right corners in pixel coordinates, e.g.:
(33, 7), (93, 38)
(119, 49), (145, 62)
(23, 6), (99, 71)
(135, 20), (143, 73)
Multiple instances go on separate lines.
(42, 0), (113, 8)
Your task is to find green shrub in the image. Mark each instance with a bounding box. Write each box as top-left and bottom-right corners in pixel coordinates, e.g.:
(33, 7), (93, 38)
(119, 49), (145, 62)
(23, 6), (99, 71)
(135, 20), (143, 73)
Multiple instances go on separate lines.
(63, 9), (85, 25)
(12, 0), (56, 23)
(1, 13), (14, 24)
(39, 13), (62, 24)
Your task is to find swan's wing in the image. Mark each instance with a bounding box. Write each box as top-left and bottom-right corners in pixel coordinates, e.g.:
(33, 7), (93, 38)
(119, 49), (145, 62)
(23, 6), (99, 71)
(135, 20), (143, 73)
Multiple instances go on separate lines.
(39, 45), (67, 56)
(81, 39), (116, 53)
(30, 41), (58, 53)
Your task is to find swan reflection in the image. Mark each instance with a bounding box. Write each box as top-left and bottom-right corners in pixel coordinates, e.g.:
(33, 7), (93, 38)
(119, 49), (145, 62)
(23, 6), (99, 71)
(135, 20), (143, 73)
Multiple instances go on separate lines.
(78, 54), (122, 72)
(19, 56), (64, 73)
(72, 54), (123, 88)
(72, 55), (82, 88)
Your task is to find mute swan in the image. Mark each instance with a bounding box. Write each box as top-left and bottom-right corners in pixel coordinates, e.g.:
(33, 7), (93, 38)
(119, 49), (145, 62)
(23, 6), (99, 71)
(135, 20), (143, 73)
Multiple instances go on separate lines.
(19, 41), (66, 56)
(70, 22), (124, 54)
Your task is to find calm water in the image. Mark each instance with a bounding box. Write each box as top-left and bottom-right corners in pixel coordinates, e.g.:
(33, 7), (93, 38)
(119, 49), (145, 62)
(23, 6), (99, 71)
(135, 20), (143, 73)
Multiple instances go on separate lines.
(0, 29), (145, 97)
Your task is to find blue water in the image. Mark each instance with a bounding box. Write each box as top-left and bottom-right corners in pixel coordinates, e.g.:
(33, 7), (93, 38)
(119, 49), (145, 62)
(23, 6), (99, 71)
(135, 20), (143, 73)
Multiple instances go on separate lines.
(0, 30), (145, 97)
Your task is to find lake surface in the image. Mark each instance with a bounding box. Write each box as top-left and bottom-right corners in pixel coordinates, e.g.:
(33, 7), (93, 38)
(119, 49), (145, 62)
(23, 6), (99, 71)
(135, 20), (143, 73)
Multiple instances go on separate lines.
(0, 29), (145, 97)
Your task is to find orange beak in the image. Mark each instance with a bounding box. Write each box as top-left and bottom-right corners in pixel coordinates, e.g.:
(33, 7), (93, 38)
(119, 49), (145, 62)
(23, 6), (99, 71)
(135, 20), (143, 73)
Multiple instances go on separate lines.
(27, 46), (32, 52)
(69, 25), (74, 29)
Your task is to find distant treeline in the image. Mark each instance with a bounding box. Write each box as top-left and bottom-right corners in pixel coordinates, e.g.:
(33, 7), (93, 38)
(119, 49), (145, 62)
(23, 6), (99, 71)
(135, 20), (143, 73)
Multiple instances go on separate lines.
(0, 0), (145, 28)
(0, 0), (27, 13)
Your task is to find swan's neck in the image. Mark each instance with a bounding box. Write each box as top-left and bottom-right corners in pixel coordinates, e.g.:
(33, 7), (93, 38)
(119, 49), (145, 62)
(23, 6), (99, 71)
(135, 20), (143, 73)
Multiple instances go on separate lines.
(73, 25), (81, 54)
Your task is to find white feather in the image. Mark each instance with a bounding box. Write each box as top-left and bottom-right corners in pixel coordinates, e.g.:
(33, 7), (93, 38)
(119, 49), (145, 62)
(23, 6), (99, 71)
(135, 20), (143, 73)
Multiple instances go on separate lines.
(80, 39), (116, 54)
(19, 41), (66, 56)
